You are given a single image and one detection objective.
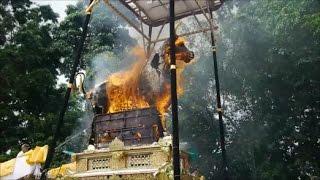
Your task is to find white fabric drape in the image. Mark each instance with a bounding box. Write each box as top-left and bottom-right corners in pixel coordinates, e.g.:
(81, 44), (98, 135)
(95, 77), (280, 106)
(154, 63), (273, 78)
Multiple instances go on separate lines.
(1, 151), (37, 180)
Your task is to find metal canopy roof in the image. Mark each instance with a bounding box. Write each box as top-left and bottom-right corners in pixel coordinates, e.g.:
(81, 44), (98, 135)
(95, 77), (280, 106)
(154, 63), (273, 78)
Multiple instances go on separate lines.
(118, 0), (223, 27)
(102, 0), (223, 55)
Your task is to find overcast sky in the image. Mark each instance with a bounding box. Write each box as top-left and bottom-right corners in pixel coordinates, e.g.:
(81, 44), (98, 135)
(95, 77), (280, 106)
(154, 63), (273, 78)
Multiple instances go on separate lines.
(31, 0), (78, 21)
(29, 0), (143, 84)
(31, 0), (141, 38)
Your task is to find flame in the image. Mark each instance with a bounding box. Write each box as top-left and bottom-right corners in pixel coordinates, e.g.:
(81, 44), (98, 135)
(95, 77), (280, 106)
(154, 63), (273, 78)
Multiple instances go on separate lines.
(175, 37), (186, 46)
(106, 47), (150, 113)
(163, 37), (188, 65)
(105, 38), (191, 129)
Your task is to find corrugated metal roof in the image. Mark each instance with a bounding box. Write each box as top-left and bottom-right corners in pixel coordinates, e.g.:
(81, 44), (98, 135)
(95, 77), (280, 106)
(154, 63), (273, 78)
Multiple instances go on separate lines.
(118, 0), (223, 27)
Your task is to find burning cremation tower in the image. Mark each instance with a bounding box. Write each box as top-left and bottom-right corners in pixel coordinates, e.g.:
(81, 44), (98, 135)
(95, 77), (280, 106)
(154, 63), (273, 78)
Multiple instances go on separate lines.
(69, 107), (201, 179)
(42, 0), (224, 179)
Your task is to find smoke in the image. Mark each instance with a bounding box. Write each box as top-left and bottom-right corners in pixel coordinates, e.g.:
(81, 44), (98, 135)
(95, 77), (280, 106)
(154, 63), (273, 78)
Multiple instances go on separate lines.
(61, 111), (94, 153)
(89, 50), (136, 86)
(55, 1), (139, 154)
(57, 0), (246, 175)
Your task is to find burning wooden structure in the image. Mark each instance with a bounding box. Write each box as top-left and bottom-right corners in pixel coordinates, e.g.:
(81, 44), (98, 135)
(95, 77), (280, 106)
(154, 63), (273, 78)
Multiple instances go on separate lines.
(66, 105), (200, 179)
(92, 108), (164, 147)
(43, 0), (226, 179)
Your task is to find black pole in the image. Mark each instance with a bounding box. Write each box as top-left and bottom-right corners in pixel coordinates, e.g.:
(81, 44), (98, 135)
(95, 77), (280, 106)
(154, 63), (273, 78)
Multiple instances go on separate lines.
(147, 25), (152, 57)
(40, 2), (93, 179)
(209, 9), (229, 179)
(169, 0), (180, 179)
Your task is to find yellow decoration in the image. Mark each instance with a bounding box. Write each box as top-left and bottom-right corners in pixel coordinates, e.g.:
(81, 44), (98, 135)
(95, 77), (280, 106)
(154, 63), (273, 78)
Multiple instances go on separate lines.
(109, 137), (125, 151)
(25, 145), (48, 164)
(47, 162), (76, 179)
(0, 145), (48, 177)
(109, 175), (121, 180)
(155, 163), (173, 180)
(111, 151), (124, 160)
(0, 158), (16, 177)
(58, 136), (203, 179)
(158, 136), (172, 155)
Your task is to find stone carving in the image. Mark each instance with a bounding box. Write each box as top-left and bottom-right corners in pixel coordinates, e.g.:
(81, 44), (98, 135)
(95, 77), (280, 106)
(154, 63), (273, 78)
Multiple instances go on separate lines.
(88, 157), (111, 170)
(128, 153), (151, 168)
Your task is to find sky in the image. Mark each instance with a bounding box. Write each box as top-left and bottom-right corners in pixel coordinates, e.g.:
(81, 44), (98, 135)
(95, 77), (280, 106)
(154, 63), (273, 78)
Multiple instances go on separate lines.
(29, 0), (181, 84)
(31, 0), (78, 21)
(30, 0), (148, 85)
(30, 1), (79, 85)
(30, 0), (162, 39)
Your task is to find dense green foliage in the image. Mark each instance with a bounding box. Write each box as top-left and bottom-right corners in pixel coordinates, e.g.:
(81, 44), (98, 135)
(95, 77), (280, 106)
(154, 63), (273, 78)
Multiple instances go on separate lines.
(55, 2), (135, 78)
(180, 0), (320, 179)
(0, 0), (319, 179)
(0, 0), (81, 162)
(0, 0), (134, 165)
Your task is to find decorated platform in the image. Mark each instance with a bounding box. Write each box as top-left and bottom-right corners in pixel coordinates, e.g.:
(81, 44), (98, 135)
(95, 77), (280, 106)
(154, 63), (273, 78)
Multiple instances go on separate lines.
(49, 136), (202, 180)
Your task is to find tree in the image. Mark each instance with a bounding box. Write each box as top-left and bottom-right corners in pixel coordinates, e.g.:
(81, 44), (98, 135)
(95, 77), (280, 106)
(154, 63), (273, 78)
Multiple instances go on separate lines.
(0, 0), (135, 166)
(47, 1), (137, 165)
(0, 0), (81, 162)
(178, 0), (320, 179)
(54, 2), (136, 82)
(218, 0), (320, 179)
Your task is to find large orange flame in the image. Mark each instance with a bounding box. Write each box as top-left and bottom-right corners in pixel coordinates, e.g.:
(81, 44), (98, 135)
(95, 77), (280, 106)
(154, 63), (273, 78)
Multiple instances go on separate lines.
(106, 47), (150, 113)
(105, 38), (190, 129)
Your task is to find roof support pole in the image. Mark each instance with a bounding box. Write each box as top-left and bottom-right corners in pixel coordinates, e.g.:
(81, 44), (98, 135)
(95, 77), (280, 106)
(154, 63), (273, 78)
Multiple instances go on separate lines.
(208, 8), (229, 180)
(147, 26), (152, 57)
(169, 0), (180, 179)
(138, 10), (147, 55)
(149, 24), (165, 53)
(40, 1), (93, 179)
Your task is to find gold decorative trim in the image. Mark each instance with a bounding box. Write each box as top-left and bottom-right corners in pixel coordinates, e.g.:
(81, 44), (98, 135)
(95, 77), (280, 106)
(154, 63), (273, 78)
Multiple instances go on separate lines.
(170, 64), (176, 70)
(216, 108), (223, 113)
(109, 137), (125, 151)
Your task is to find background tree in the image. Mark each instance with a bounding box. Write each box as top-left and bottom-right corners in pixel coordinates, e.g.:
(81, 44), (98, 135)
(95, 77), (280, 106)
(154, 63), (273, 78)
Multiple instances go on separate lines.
(47, 1), (137, 165)
(1, 0), (319, 179)
(179, 0), (320, 179)
(0, 0), (81, 162)
(0, 0), (135, 166)
(54, 2), (136, 83)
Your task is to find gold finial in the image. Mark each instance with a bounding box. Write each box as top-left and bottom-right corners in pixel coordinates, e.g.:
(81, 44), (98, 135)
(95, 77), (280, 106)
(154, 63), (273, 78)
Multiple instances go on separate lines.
(109, 137), (125, 151)
(85, 0), (99, 14)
